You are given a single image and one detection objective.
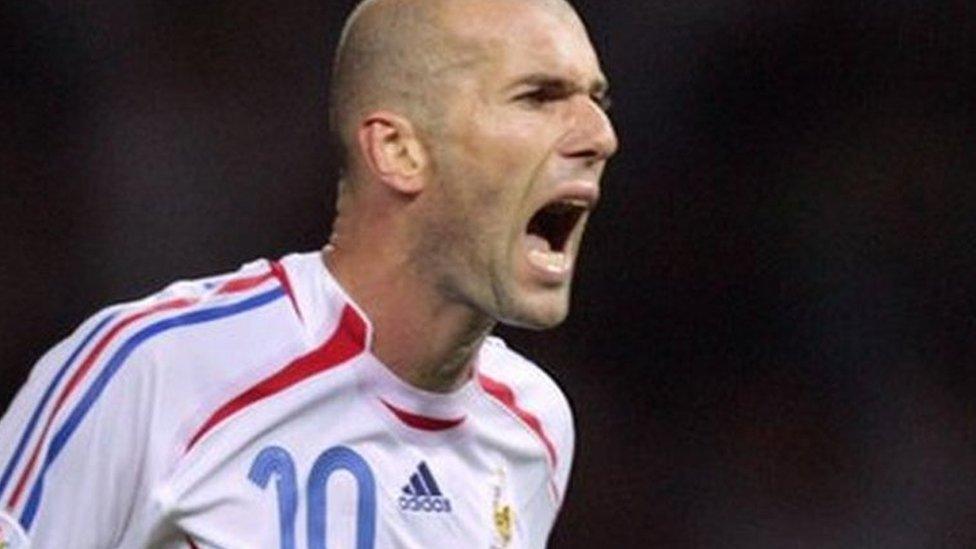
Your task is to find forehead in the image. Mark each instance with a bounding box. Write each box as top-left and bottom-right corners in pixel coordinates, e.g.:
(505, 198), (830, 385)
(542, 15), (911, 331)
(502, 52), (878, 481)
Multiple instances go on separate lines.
(440, 1), (604, 84)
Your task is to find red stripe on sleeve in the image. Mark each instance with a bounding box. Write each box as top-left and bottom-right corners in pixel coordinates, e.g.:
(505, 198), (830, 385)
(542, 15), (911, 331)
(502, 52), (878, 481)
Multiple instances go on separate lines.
(477, 373), (558, 468)
(216, 271), (275, 294)
(7, 267), (285, 510)
(185, 305), (367, 451)
(6, 297), (197, 509)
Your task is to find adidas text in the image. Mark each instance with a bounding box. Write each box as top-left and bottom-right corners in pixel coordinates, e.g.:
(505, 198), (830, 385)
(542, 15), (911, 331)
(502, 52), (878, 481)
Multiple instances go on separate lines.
(398, 495), (453, 513)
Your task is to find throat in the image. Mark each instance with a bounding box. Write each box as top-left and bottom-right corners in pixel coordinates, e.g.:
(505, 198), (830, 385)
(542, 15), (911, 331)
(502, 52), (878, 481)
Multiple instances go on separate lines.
(370, 327), (486, 393)
(368, 294), (495, 393)
(324, 245), (494, 393)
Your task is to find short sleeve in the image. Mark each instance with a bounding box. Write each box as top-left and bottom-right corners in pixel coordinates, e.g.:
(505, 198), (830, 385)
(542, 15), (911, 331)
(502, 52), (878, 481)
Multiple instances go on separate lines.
(0, 308), (153, 548)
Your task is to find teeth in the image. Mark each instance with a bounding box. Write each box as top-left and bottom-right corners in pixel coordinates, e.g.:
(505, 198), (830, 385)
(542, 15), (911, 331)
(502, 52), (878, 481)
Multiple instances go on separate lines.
(546, 199), (588, 212)
(527, 249), (568, 273)
(524, 232), (567, 273)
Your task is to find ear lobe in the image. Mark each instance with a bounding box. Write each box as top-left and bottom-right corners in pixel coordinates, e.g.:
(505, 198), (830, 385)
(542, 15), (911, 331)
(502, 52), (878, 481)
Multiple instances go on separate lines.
(357, 112), (427, 195)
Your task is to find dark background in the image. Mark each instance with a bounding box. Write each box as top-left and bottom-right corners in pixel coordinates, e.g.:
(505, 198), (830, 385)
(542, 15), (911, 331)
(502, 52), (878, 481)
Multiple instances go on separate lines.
(2, 0), (975, 546)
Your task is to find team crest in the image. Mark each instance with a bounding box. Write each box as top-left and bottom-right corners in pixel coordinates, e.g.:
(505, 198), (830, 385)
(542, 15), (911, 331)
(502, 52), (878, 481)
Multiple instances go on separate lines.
(489, 468), (514, 548)
(0, 511), (29, 549)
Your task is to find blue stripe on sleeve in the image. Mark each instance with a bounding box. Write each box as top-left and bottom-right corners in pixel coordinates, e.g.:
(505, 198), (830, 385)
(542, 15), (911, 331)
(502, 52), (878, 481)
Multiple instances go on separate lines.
(19, 286), (285, 529)
(0, 312), (119, 500)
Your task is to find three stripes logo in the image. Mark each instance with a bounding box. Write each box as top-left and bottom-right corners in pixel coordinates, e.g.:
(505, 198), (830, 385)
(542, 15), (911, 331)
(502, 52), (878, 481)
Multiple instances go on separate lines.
(398, 461), (452, 513)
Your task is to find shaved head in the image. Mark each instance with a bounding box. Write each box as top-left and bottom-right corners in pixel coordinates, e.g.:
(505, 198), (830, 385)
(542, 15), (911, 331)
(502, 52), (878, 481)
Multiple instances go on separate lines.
(329, 0), (453, 167)
(329, 0), (578, 179)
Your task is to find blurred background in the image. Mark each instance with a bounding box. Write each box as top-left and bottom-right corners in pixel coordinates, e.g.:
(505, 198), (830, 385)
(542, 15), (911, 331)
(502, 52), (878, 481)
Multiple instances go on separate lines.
(2, 0), (974, 546)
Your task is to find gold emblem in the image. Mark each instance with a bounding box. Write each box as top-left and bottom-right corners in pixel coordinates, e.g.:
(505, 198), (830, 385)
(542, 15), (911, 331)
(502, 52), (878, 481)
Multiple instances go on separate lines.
(490, 468), (514, 548)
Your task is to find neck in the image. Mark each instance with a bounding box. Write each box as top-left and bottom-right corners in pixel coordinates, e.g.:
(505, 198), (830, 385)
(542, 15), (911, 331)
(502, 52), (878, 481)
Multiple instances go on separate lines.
(322, 243), (494, 393)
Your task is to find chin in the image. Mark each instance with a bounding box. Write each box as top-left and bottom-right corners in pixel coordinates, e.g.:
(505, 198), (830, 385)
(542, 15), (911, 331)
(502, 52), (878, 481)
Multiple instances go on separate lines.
(493, 291), (571, 330)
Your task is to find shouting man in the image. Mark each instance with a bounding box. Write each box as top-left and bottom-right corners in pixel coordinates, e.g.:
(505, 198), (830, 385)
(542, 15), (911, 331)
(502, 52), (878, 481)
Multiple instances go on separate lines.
(0, 0), (617, 546)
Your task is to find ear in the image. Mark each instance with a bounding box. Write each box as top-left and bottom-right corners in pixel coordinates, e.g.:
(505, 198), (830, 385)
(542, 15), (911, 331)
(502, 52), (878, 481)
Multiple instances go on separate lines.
(356, 111), (428, 195)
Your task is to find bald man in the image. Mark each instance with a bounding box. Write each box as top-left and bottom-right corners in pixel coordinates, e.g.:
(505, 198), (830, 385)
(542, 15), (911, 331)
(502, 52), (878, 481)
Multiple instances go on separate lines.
(0, 0), (617, 547)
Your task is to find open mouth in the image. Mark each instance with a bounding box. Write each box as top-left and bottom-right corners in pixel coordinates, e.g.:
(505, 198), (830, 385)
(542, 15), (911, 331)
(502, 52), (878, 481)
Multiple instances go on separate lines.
(523, 199), (589, 277)
(527, 200), (588, 253)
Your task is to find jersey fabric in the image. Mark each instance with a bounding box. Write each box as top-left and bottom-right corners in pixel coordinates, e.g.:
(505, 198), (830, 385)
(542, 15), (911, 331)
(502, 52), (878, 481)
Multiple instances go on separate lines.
(0, 251), (575, 548)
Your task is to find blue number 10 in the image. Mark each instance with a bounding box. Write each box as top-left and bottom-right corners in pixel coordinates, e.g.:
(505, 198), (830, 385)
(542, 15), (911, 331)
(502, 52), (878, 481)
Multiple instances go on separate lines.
(248, 446), (299, 549)
(248, 445), (376, 549)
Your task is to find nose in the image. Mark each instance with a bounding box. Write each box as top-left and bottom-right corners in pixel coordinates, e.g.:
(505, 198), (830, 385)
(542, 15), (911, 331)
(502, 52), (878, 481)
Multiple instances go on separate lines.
(559, 95), (619, 164)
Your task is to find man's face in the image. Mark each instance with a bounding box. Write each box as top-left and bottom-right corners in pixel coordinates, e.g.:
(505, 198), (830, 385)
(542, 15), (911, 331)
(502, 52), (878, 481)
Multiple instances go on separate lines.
(416, 0), (618, 329)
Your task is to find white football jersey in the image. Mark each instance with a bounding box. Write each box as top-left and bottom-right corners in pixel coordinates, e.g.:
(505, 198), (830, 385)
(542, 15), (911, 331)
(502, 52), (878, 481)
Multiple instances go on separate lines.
(0, 252), (575, 549)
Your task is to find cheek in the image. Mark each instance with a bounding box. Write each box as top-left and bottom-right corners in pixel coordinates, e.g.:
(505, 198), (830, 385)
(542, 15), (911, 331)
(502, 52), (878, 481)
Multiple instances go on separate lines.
(491, 127), (551, 182)
(429, 163), (505, 248)
(435, 139), (522, 225)
(451, 109), (554, 187)
(433, 109), (559, 254)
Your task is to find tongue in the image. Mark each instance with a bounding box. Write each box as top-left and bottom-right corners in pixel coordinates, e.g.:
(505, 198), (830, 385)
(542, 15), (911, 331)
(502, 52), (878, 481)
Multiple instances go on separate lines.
(524, 233), (552, 253)
(524, 233), (568, 273)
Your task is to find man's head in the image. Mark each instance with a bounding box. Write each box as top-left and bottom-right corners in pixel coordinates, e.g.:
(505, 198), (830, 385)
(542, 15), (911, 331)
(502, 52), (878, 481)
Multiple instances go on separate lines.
(329, 0), (618, 329)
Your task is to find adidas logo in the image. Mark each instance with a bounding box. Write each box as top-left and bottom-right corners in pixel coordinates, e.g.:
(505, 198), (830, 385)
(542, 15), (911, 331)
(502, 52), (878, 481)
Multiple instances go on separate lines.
(398, 461), (452, 513)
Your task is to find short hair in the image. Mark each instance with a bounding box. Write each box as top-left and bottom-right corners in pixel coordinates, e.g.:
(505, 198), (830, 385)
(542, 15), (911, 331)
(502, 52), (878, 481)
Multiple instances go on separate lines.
(328, 0), (451, 173)
(327, 0), (578, 178)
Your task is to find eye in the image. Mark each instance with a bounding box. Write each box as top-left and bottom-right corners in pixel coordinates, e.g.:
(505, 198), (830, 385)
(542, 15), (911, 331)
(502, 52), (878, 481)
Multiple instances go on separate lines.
(592, 93), (612, 113)
(514, 87), (568, 108)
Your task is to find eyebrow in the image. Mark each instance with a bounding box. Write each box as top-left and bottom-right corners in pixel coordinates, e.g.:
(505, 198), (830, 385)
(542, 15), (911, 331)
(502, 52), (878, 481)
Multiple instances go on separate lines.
(506, 72), (610, 97)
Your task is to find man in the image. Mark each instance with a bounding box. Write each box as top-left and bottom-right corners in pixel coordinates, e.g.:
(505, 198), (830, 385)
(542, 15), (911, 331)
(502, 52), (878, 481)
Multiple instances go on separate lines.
(0, 0), (617, 546)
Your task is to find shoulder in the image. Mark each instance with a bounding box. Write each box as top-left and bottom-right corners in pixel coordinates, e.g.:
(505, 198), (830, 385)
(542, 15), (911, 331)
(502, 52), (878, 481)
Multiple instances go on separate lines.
(476, 336), (576, 495)
(8, 255), (313, 445)
(77, 258), (303, 363)
(92, 255), (332, 406)
(0, 254), (341, 539)
(10, 257), (279, 388)
(477, 336), (574, 424)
